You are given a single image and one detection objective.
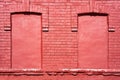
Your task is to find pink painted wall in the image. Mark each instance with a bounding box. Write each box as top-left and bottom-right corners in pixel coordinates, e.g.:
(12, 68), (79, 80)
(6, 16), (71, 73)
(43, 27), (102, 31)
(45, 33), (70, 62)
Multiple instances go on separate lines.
(0, 0), (120, 80)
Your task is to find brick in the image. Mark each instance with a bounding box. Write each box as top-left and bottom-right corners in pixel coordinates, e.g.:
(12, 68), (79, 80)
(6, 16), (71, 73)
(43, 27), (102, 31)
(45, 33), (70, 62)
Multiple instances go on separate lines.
(0, 0), (119, 80)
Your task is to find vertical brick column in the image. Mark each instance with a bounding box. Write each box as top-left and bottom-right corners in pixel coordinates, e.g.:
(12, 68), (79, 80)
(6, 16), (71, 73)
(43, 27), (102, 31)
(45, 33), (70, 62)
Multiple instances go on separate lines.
(42, 3), (78, 70)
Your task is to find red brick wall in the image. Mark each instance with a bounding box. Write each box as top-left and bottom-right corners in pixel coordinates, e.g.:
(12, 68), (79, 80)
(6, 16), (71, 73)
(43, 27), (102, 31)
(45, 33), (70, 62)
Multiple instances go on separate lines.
(0, 75), (120, 80)
(0, 0), (120, 70)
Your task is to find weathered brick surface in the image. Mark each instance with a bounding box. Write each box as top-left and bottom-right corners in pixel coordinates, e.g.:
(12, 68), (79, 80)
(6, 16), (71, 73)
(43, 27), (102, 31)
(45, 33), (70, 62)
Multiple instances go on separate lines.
(0, 75), (119, 80)
(0, 0), (120, 72)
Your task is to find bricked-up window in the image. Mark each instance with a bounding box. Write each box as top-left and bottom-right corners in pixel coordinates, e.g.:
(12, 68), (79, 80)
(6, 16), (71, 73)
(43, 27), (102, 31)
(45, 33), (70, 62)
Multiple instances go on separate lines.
(78, 12), (108, 69)
(11, 12), (42, 69)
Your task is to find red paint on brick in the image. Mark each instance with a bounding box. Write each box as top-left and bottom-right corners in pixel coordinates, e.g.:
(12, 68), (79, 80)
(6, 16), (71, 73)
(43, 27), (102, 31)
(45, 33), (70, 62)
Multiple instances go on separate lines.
(12, 13), (42, 69)
(0, 0), (120, 80)
(78, 15), (108, 69)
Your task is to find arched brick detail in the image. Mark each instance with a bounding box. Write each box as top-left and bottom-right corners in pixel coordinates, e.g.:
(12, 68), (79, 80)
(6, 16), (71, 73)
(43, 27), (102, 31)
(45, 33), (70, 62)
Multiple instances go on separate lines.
(9, 3), (49, 28)
(78, 12), (108, 16)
